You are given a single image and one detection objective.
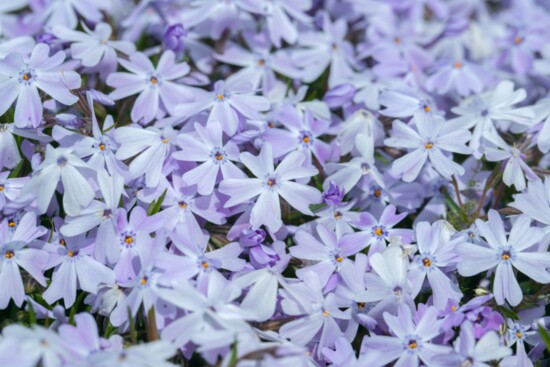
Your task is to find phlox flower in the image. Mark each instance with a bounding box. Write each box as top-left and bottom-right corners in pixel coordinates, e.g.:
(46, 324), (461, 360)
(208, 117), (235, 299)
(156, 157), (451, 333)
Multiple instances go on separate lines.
(78, 340), (177, 367)
(483, 131), (537, 192)
(510, 177), (550, 226)
(20, 145), (95, 216)
(431, 321), (511, 367)
(175, 80), (270, 136)
(219, 143), (322, 232)
(0, 171), (27, 211)
(408, 221), (463, 310)
(262, 106), (332, 163)
(114, 125), (177, 188)
(0, 43), (81, 128)
(107, 51), (194, 124)
(290, 224), (369, 286)
(172, 121), (245, 195)
(385, 114), (472, 182)
(53, 22), (135, 79)
(42, 0), (110, 29)
(0, 212), (48, 309)
(379, 87), (437, 120)
(279, 271), (348, 355)
(456, 210), (550, 306)
(425, 59), (484, 96)
(60, 171), (124, 264)
(159, 271), (255, 351)
(43, 232), (115, 308)
(362, 306), (451, 367)
(291, 13), (358, 88)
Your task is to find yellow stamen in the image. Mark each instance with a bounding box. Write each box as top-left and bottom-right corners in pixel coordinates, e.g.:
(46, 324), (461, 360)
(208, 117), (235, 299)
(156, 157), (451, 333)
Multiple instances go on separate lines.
(217, 94), (225, 101)
(408, 341), (417, 349)
(0, 185), (4, 192)
(98, 144), (106, 151)
(424, 106), (431, 113)
(334, 211), (343, 220)
(161, 138), (169, 144)
(514, 36), (523, 45)
(140, 277), (148, 285)
(322, 310), (330, 317)
(8, 220), (16, 228)
(201, 262), (209, 269)
(179, 202), (187, 209)
(215, 152), (223, 161)
(394, 37), (401, 44)
(451, 305), (457, 312)
(150, 77), (158, 85)
(515, 332), (523, 339)
(501, 253), (510, 260)
(424, 142), (433, 149)
(257, 59), (265, 67)
(374, 189), (382, 198)
(303, 136), (311, 143)
(59, 239), (66, 247)
(374, 227), (383, 236)
(454, 62), (462, 69)
(357, 302), (365, 310)
(67, 250), (75, 257)
(267, 179), (275, 187)
(423, 258), (432, 267)
(22, 73), (30, 81)
(124, 236), (134, 244)
(4, 250), (14, 259)
(335, 256), (344, 263)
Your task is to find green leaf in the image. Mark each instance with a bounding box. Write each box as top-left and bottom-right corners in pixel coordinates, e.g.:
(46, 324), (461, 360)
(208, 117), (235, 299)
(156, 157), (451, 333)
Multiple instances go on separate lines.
(8, 159), (25, 178)
(538, 324), (550, 353)
(147, 189), (167, 216)
(228, 340), (238, 367)
(69, 291), (87, 324)
(27, 301), (36, 326)
(497, 305), (519, 321)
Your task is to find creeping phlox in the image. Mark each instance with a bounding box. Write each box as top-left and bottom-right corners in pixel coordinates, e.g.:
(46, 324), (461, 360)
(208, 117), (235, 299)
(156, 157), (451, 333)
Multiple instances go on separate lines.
(1, 0), (550, 366)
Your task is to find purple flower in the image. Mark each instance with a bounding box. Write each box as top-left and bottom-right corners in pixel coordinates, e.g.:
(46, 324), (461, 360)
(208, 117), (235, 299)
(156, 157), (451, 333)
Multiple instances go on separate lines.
(408, 221), (463, 310)
(219, 143), (322, 231)
(431, 321), (511, 366)
(175, 80), (270, 136)
(456, 210), (550, 306)
(43, 233), (115, 307)
(20, 145), (95, 216)
(42, 0), (109, 29)
(0, 212), (47, 309)
(163, 23), (187, 52)
(290, 224), (369, 286)
(172, 121), (245, 195)
(425, 59), (484, 96)
(0, 43), (81, 128)
(107, 51), (194, 124)
(53, 22), (135, 79)
(385, 114), (472, 182)
(510, 177), (550, 225)
(362, 306), (451, 366)
(323, 182), (345, 206)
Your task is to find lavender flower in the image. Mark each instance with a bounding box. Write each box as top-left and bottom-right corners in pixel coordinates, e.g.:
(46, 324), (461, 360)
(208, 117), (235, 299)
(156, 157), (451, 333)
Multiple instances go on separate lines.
(219, 143), (322, 231)
(0, 43), (81, 128)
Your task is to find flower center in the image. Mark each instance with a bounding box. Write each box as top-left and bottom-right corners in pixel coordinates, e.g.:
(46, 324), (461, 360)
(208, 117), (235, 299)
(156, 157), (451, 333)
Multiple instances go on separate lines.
(335, 255), (344, 263)
(140, 276), (148, 285)
(124, 235), (134, 244)
(215, 151), (223, 161)
(424, 142), (434, 149)
(374, 227), (383, 236)
(59, 239), (66, 247)
(201, 261), (209, 269)
(451, 305), (457, 312)
(514, 36), (523, 45)
(0, 185), (4, 192)
(257, 58), (265, 67)
(67, 250), (76, 257)
(357, 302), (366, 310)
(150, 76), (158, 85)
(424, 105), (431, 113)
(267, 178), (276, 187)
(7, 219), (16, 228)
(334, 211), (343, 220)
(322, 310), (330, 317)
(57, 156), (68, 167)
(102, 209), (112, 219)
(408, 339), (417, 349)
(454, 62), (462, 69)
(501, 251), (511, 260)
(515, 331), (523, 339)
(422, 258), (432, 267)
(393, 286), (402, 297)
(178, 201), (188, 209)
(374, 189), (382, 198)
(4, 250), (14, 259)
(216, 93), (225, 101)
(98, 143), (106, 151)
(394, 37), (401, 44)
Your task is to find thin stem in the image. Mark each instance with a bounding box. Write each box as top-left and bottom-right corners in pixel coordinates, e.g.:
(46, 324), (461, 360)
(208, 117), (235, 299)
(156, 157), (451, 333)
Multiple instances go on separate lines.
(451, 176), (463, 207)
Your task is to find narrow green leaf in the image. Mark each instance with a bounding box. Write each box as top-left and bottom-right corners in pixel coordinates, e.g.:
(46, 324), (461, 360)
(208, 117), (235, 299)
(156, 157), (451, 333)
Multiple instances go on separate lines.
(228, 340), (238, 367)
(497, 305), (519, 321)
(538, 324), (550, 353)
(69, 291), (87, 324)
(8, 159), (24, 178)
(27, 301), (36, 326)
(147, 189), (167, 216)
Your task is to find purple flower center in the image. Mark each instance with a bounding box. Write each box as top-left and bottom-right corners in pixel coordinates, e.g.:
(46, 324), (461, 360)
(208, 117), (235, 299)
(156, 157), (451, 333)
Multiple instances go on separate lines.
(57, 156), (68, 166)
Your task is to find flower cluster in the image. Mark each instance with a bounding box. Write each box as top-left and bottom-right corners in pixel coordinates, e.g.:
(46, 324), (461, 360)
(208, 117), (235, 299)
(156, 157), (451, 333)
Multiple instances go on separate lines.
(1, 0), (550, 366)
